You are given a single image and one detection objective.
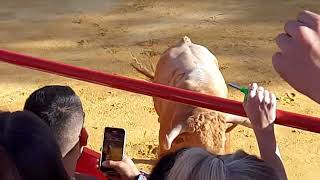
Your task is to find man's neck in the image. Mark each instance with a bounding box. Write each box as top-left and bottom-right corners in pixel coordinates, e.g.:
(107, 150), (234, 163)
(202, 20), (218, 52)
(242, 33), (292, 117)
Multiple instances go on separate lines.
(63, 143), (81, 178)
(63, 153), (78, 177)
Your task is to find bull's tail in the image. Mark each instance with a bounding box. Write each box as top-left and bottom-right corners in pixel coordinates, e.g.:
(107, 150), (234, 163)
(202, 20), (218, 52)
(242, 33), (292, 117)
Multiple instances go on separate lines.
(130, 52), (155, 80)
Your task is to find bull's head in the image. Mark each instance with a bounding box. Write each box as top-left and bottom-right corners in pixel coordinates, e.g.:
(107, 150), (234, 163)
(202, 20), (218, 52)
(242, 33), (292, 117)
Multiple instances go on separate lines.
(163, 110), (228, 154)
(163, 110), (252, 154)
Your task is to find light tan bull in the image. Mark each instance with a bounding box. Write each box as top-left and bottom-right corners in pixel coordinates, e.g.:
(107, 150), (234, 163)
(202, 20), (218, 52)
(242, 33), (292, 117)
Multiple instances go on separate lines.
(132, 36), (250, 156)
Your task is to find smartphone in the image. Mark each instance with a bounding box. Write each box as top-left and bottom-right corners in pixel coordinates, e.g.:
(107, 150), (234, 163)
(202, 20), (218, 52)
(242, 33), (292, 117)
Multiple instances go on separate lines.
(99, 127), (126, 175)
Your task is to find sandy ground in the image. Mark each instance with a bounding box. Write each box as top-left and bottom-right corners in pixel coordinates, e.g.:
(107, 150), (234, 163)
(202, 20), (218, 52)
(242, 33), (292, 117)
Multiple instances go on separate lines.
(0, 0), (319, 179)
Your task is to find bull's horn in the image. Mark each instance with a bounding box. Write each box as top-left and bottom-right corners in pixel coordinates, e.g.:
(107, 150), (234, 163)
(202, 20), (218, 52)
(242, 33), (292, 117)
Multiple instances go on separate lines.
(225, 114), (252, 130)
(163, 122), (189, 150)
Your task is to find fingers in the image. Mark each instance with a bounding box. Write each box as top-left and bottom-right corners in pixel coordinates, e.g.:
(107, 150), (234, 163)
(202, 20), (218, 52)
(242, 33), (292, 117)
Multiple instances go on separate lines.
(257, 86), (264, 102)
(101, 161), (109, 167)
(263, 90), (270, 104)
(272, 52), (289, 80)
(122, 156), (136, 166)
(298, 10), (320, 33)
(270, 93), (277, 107)
(103, 160), (122, 169)
(284, 20), (316, 43)
(247, 83), (275, 105)
(275, 33), (293, 53)
(103, 160), (127, 176)
(284, 20), (305, 38)
(248, 83), (258, 98)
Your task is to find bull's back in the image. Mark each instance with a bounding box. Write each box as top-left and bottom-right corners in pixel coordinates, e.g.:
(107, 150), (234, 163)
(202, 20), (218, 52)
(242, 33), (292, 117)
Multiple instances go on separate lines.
(153, 37), (227, 116)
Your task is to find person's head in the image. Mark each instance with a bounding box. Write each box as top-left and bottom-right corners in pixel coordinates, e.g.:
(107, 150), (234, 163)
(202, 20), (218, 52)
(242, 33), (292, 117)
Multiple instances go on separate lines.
(150, 147), (279, 180)
(24, 85), (85, 157)
(24, 85), (86, 177)
(149, 148), (186, 180)
(0, 111), (69, 180)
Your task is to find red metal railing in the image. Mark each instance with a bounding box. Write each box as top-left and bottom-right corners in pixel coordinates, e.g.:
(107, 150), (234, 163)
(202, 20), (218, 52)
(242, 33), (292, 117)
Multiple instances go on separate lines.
(0, 49), (319, 133)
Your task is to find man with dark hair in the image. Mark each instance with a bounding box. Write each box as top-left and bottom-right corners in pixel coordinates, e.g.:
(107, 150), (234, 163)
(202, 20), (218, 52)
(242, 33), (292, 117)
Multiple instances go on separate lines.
(24, 85), (90, 179)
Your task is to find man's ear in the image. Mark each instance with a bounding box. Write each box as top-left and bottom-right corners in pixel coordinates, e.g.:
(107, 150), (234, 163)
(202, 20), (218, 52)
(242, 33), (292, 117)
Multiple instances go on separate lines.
(80, 128), (88, 147)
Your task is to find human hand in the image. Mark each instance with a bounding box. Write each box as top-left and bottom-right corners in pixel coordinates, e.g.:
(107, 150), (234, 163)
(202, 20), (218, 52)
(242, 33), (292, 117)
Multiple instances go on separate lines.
(273, 10), (320, 103)
(243, 83), (277, 132)
(102, 155), (140, 180)
(244, 84), (287, 180)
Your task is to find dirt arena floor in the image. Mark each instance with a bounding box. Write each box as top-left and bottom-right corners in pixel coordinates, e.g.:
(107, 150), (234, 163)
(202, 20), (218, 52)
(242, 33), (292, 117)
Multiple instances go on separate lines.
(0, 0), (319, 179)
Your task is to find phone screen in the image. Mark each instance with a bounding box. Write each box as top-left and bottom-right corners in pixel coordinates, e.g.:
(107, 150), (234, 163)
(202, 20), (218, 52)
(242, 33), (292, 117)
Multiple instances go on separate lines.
(100, 127), (125, 173)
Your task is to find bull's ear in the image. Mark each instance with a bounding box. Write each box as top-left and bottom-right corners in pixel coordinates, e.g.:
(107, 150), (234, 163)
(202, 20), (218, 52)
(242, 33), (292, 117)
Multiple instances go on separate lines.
(225, 114), (252, 129)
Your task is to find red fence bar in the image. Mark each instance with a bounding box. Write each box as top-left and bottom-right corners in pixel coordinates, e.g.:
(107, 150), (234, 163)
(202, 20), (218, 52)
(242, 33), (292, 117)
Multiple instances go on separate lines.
(0, 49), (320, 133)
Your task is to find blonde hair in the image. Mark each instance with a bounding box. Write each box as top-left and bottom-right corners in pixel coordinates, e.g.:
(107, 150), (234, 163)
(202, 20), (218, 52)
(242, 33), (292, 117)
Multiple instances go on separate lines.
(166, 148), (279, 180)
